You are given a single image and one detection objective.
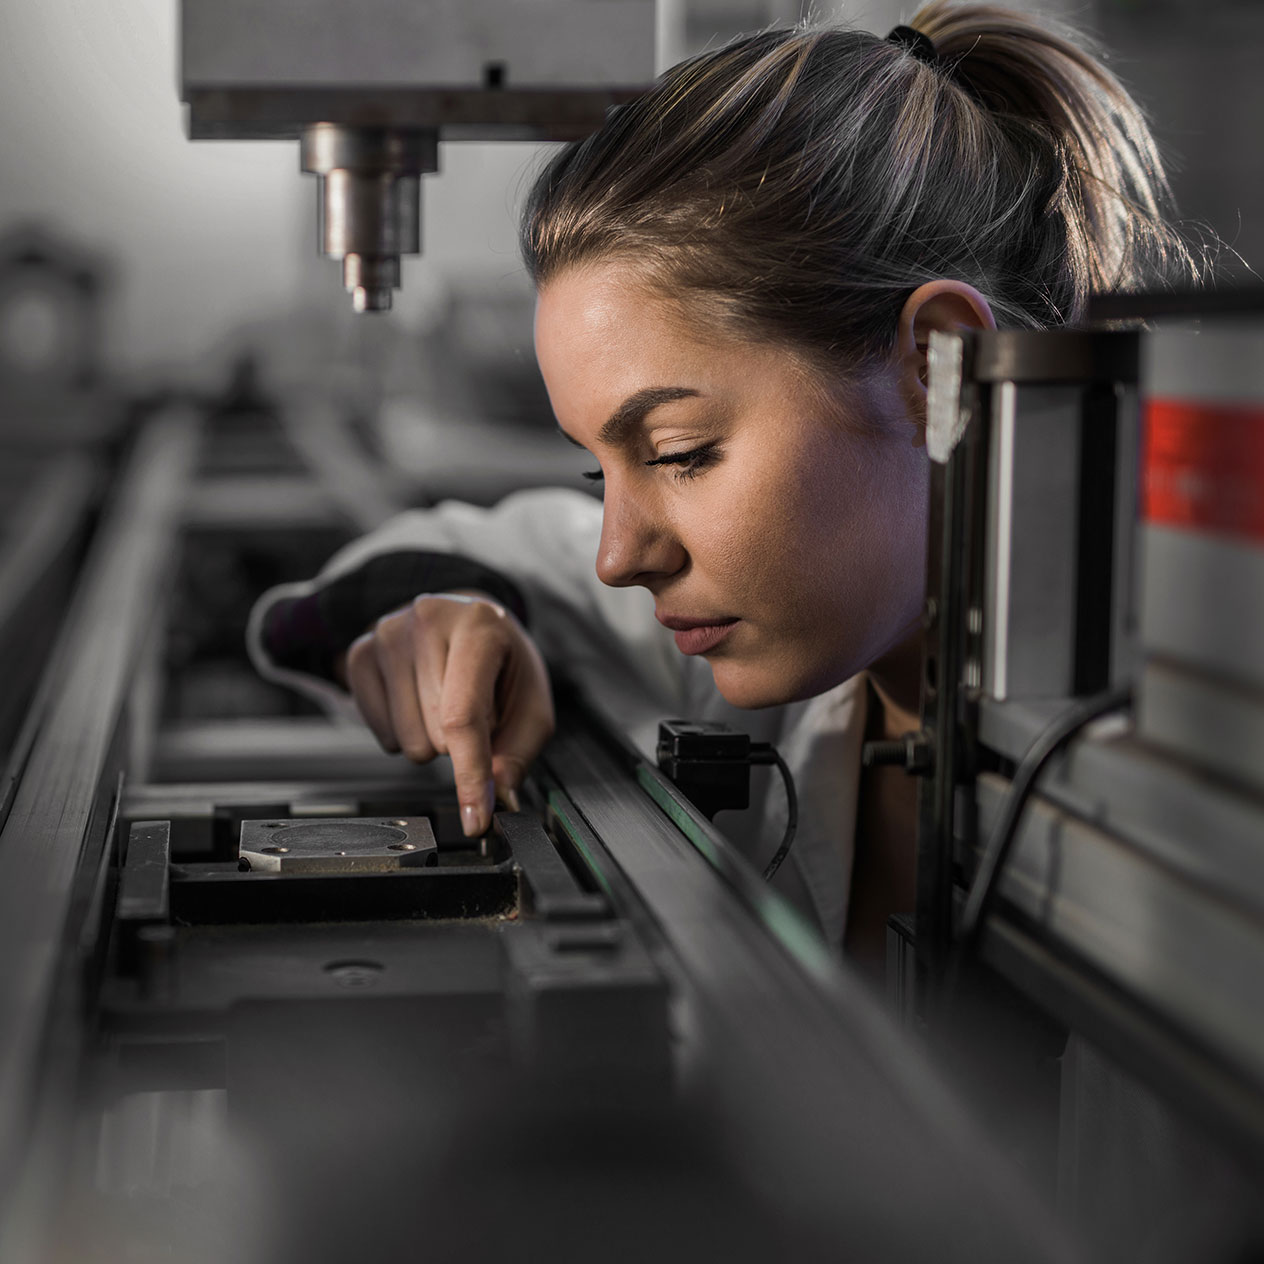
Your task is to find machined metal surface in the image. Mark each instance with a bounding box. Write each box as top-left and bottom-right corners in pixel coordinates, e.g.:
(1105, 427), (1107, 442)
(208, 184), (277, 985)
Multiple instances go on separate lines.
(983, 383), (1083, 699)
(1138, 658), (1264, 798)
(1140, 526), (1264, 692)
(182, 87), (653, 142)
(978, 699), (1264, 933)
(973, 329), (1139, 385)
(972, 771), (1264, 1145)
(239, 814), (436, 873)
(300, 125), (435, 312)
(180, 0), (656, 94)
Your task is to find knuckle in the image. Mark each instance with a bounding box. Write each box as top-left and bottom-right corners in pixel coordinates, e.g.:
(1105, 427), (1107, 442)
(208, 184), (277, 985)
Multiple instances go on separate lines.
(455, 601), (506, 639)
(453, 772), (491, 798)
(440, 705), (484, 734)
(346, 634), (375, 668)
(373, 608), (410, 641)
(469, 598), (505, 624)
(401, 742), (434, 763)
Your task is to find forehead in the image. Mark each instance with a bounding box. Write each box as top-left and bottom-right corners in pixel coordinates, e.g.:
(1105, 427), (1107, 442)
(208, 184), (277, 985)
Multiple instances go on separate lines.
(535, 264), (682, 362)
(533, 263), (802, 418)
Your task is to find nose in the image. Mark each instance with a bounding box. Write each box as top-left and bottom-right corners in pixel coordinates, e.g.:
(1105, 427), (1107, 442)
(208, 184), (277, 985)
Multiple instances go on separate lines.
(595, 481), (686, 589)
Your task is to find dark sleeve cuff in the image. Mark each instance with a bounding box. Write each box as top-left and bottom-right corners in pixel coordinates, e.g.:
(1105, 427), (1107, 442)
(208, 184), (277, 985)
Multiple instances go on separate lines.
(260, 550), (529, 684)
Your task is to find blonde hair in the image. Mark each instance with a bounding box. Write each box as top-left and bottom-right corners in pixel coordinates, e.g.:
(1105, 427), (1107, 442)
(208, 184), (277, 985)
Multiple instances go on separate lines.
(520, 1), (1200, 373)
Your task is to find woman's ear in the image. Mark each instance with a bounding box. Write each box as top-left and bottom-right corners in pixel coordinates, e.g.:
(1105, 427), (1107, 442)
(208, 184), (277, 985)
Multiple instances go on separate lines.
(896, 280), (996, 417)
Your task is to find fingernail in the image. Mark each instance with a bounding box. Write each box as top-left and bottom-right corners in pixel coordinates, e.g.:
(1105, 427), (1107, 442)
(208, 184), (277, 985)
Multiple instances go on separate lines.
(461, 803), (483, 837)
(497, 785), (521, 813)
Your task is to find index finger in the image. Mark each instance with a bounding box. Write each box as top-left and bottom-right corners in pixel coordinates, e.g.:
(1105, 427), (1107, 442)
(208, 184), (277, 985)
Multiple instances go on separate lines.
(438, 630), (506, 837)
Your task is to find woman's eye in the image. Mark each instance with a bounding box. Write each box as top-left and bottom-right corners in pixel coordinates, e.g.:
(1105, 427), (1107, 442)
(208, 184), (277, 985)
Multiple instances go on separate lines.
(582, 468), (604, 482)
(644, 443), (720, 482)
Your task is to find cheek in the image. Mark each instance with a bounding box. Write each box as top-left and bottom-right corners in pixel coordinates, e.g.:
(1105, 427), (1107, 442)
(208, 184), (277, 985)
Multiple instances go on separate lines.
(754, 439), (927, 638)
(756, 448), (869, 594)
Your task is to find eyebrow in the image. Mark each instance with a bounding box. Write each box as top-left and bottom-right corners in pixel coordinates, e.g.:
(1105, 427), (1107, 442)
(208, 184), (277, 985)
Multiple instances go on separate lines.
(556, 386), (701, 449)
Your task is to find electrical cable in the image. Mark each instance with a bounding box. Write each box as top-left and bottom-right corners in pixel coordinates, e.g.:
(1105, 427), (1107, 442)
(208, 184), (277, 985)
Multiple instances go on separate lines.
(750, 745), (798, 881)
(956, 686), (1131, 951)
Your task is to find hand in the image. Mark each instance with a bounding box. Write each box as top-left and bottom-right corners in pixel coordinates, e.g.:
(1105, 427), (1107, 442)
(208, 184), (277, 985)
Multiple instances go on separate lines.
(341, 593), (555, 837)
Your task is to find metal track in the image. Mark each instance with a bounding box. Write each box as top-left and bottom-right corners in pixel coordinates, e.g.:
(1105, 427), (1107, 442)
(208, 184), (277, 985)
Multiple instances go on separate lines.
(0, 412), (198, 1236)
(542, 721), (1073, 1261)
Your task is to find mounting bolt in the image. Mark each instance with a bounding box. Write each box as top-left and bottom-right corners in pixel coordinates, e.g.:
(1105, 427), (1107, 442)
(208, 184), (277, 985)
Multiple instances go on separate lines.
(861, 731), (934, 775)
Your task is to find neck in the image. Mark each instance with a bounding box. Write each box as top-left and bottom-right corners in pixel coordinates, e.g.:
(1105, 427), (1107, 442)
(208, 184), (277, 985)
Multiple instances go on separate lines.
(866, 625), (924, 738)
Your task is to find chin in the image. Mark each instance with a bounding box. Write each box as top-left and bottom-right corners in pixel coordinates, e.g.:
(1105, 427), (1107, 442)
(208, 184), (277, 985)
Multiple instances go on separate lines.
(708, 641), (868, 708)
(707, 658), (824, 710)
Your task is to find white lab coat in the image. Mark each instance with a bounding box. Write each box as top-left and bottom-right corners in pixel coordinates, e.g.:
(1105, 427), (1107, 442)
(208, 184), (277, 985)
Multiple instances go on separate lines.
(247, 487), (867, 949)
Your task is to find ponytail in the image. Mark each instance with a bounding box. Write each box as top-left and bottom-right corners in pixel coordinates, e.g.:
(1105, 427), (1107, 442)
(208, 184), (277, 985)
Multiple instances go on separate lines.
(521, 4), (1202, 374)
(913, 0), (1196, 316)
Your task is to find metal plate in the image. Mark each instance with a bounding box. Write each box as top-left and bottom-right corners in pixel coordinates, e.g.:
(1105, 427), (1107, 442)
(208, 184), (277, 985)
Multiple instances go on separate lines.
(239, 816), (436, 874)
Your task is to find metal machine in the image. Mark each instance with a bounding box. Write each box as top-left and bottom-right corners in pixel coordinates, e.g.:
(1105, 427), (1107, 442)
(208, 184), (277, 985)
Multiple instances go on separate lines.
(890, 296), (1264, 1259)
(180, 0), (658, 310)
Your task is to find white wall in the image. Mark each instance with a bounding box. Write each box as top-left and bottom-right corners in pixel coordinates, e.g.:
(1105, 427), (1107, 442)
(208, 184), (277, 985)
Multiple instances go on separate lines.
(0, 0), (308, 372)
(0, 0), (545, 375)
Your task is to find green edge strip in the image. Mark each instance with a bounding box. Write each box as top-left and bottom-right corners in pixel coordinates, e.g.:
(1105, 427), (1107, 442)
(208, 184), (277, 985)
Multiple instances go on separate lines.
(546, 788), (614, 898)
(634, 765), (836, 986)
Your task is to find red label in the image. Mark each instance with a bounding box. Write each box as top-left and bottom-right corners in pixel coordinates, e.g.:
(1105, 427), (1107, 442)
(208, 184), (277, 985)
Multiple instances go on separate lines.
(1143, 398), (1264, 544)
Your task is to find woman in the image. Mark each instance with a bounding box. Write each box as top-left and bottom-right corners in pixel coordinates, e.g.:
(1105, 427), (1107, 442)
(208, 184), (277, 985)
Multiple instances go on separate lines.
(250, 1), (1196, 970)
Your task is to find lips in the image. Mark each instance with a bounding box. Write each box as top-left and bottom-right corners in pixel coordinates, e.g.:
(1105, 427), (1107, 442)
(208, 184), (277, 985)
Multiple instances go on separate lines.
(656, 613), (740, 656)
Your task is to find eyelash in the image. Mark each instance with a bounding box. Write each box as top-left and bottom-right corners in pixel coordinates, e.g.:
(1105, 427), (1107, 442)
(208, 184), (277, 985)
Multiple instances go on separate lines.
(582, 443), (721, 484)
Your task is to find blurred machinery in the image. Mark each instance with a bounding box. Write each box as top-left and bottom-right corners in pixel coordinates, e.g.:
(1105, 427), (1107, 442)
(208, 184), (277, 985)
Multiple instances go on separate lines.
(889, 295), (1264, 1260)
(0, 227), (121, 761)
(180, 0), (657, 310)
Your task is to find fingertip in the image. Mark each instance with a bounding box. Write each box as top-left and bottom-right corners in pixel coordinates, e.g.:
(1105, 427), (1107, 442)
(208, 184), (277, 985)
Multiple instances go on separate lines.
(459, 779), (496, 837)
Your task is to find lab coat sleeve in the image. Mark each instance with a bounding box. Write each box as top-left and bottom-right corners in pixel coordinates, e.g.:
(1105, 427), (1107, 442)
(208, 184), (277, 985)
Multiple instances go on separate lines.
(246, 487), (692, 730)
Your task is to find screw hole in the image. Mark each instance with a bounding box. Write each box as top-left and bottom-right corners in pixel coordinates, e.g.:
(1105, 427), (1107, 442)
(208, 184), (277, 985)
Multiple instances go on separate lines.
(325, 960), (384, 989)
